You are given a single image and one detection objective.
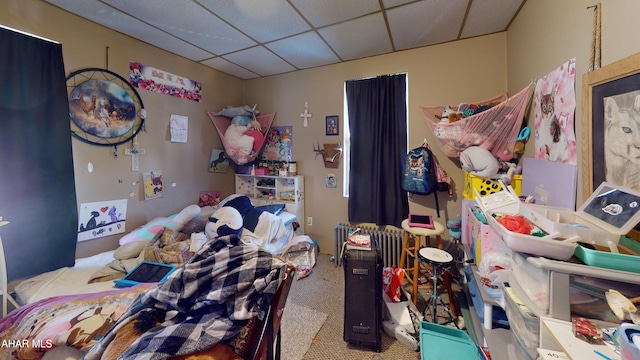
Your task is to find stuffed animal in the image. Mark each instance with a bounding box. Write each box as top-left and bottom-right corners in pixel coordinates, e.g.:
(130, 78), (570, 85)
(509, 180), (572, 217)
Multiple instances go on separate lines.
(225, 115), (257, 155)
(435, 106), (463, 124)
(205, 207), (243, 239)
(499, 162), (522, 185)
(214, 104), (260, 118)
(459, 146), (500, 178)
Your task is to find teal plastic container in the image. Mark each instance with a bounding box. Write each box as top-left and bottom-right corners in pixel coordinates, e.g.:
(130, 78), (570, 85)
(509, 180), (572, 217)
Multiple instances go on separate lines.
(420, 321), (485, 360)
(574, 236), (640, 273)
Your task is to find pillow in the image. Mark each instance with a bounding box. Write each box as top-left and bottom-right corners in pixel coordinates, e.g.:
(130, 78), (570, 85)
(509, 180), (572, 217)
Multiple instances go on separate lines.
(173, 204), (201, 224)
(256, 204), (286, 216)
(119, 217), (181, 245)
(119, 205), (201, 245)
(114, 240), (147, 260)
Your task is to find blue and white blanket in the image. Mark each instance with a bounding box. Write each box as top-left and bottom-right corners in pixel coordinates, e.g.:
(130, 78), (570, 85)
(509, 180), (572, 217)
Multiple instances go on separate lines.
(84, 235), (286, 360)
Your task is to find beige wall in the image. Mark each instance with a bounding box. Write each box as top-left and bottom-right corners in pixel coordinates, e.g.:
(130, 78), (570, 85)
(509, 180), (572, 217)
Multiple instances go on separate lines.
(507, 0), (640, 205)
(5, 0), (639, 258)
(2, 0), (244, 257)
(244, 34), (508, 254)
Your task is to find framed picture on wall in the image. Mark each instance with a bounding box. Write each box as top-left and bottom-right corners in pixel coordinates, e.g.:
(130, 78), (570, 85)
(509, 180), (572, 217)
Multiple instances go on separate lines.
(326, 115), (339, 136)
(582, 51), (640, 239)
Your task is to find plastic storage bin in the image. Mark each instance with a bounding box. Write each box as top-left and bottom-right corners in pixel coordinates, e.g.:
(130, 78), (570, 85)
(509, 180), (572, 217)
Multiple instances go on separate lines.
(476, 182), (640, 260)
(504, 284), (540, 360)
(464, 266), (510, 329)
(477, 185), (579, 260)
(574, 236), (640, 273)
(511, 252), (550, 313)
(419, 321), (486, 360)
(463, 171), (522, 200)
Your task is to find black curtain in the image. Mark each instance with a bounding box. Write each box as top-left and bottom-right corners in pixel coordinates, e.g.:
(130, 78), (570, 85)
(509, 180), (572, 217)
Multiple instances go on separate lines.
(0, 27), (78, 281)
(346, 74), (409, 227)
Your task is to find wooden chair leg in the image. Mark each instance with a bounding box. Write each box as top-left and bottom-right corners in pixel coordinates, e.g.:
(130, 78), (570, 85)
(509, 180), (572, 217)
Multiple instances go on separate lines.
(412, 245), (419, 306)
(399, 231), (409, 269)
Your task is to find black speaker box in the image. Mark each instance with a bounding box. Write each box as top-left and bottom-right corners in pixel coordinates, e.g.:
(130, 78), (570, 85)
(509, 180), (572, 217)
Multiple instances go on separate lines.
(343, 247), (382, 351)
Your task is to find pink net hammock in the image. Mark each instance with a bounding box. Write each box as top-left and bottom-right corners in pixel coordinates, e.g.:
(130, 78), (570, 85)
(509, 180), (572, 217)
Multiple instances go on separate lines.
(207, 112), (276, 165)
(420, 83), (533, 161)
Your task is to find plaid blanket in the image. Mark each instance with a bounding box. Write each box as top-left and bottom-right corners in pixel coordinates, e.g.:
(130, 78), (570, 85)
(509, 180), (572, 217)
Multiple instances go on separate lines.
(84, 235), (286, 360)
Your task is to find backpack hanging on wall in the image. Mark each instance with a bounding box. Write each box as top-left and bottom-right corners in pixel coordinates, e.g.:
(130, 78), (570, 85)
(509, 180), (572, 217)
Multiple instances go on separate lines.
(402, 142), (448, 217)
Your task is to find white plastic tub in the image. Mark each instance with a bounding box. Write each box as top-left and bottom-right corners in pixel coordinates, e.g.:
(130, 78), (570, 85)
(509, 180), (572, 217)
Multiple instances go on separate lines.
(477, 181), (640, 261)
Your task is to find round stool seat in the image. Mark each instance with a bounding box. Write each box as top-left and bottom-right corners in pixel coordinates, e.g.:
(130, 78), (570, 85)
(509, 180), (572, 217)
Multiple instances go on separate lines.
(401, 219), (445, 236)
(418, 247), (453, 266)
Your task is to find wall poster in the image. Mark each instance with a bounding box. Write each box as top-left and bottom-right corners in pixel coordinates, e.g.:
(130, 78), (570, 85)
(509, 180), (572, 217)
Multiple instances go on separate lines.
(533, 58), (577, 164)
(262, 126), (293, 162)
(129, 61), (202, 102)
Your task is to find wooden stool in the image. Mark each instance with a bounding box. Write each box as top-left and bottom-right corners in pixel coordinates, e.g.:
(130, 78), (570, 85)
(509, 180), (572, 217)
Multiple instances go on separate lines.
(399, 219), (445, 306)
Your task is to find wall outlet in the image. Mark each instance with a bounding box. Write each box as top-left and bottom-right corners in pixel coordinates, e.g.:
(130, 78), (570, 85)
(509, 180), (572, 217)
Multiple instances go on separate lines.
(306, 216), (312, 226)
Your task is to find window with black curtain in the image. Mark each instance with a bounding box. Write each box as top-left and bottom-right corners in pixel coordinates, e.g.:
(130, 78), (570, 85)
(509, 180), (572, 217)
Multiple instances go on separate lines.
(0, 26), (78, 282)
(345, 73), (409, 227)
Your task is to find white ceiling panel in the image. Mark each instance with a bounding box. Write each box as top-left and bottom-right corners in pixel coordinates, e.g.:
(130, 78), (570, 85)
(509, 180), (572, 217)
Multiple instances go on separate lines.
(43, 0), (527, 79)
(266, 32), (340, 69)
(381, 0), (415, 8)
(388, 0), (468, 50)
(45, 0), (216, 61)
(199, 57), (260, 80)
(198, 0), (310, 43)
(318, 13), (392, 61)
(461, 0), (522, 38)
(223, 47), (297, 77)
(291, 0), (381, 28)
(104, 0), (257, 55)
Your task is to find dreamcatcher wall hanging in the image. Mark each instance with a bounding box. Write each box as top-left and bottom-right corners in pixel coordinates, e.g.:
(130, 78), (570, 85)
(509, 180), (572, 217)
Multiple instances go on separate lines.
(66, 67), (146, 152)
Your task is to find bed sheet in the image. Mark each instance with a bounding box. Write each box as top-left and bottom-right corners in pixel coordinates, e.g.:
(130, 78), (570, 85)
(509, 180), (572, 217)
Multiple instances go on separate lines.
(14, 250), (117, 305)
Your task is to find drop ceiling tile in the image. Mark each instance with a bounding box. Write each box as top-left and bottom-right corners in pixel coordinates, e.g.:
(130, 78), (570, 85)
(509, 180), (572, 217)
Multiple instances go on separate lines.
(266, 32), (340, 69)
(318, 13), (392, 61)
(290, 0), (380, 28)
(103, 0), (256, 54)
(198, 0), (310, 43)
(45, 0), (215, 61)
(381, 0), (415, 9)
(387, 0), (467, 50)
(223, 46), (297, 77)
(199, 57), (260, 80)
(461, 0), (522, 38)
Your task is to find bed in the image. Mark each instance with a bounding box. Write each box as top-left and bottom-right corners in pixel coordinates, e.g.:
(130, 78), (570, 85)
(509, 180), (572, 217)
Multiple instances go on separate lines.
(0, 195), (301, 359)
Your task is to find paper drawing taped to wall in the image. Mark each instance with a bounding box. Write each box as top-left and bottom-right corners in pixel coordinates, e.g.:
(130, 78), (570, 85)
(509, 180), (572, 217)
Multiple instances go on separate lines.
(143, 170), (164, 201)
(78, 199), (127, 242)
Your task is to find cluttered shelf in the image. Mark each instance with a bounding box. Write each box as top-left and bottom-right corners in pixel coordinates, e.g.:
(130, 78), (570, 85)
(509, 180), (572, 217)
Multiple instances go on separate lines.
(460, 259), (512, 360)
(464, 180), (640, 360)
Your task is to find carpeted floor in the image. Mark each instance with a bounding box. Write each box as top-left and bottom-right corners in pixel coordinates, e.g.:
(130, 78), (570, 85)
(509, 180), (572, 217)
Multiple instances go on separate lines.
(281, 302), (328, 360)
(283, 253), (463, 360)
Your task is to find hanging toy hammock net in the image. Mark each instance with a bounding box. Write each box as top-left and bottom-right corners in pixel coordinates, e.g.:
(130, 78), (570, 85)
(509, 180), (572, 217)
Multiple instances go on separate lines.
(207, 112), (276, 165)
(420, 82), (534, 161)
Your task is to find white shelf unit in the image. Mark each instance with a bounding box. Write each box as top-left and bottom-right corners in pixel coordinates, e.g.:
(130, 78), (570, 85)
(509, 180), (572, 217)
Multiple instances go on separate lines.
(461, 198), (640, 360)
(235, 174), (305, 234)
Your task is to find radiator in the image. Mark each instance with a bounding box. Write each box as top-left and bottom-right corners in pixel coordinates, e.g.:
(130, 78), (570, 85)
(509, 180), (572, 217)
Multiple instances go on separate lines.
(334, 224), (404, 267)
